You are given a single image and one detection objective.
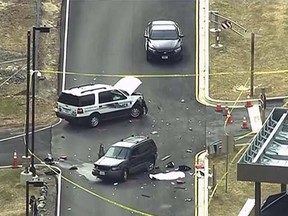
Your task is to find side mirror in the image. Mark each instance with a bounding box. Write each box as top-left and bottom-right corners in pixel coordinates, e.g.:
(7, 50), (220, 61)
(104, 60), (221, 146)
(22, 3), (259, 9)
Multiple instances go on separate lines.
(179, 34), (184, 38)
(144, 34), (148, 38)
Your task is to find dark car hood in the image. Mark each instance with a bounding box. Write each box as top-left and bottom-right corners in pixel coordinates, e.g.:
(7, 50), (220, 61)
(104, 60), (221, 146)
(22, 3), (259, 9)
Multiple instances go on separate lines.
(149, 39), (181, 51)
(95, 156), (125, 166)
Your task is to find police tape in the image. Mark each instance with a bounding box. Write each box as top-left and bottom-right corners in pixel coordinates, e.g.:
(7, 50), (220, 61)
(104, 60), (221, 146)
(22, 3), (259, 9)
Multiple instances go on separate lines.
(31, 153), (155, 216)
(36, 68), (288, 78)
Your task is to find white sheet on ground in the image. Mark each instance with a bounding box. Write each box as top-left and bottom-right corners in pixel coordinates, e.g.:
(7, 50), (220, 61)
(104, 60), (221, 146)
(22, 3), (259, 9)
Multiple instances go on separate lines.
(149, 171), (185, 180)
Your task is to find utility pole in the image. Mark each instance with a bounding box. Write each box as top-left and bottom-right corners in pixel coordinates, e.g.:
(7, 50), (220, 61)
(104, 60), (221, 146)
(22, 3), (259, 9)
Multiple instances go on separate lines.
(250, 32), (255, 97)
(25, 31), (31, 174)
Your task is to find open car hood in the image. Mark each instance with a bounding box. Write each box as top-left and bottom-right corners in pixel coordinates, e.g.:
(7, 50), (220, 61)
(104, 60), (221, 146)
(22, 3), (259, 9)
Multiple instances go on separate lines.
(114, 76), (142, 95)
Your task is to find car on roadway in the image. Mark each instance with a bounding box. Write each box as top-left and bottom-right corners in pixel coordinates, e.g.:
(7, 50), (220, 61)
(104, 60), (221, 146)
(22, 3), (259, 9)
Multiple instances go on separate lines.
(55, 77), (148, 127)
(92, 135), (158, 181)
(144, 20), (184, 62)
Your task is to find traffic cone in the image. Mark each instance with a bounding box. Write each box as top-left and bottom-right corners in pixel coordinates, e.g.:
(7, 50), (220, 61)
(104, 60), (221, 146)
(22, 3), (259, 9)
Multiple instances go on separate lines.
(215, 103), (222, 112)
(226, 111), (233, 124)
(223, 105), (229, 116)
(241, 116), (249, 129)
(12, 150), (18, 169)
(245, 95), (253, 108)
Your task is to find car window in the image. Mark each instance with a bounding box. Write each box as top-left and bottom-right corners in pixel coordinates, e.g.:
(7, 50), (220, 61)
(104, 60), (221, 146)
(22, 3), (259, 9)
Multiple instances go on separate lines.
(138, 144), (149, 154)
(58, 93), (95, 107)
(111, 90), (127, 101)
(105, 146), (130, 159)
(58, 93), (79, 106)
(79, 94), (95, 106)
(131, 147), (140, 156)
(150, 29), (178, 40)
(99, 91), (113, 103)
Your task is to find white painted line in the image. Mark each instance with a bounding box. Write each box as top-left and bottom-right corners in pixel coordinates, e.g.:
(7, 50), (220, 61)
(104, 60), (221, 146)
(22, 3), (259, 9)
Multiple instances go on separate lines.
(247, 105), (262, 133)
(62, 0), (71, 91)
(0, 119), (62, 142)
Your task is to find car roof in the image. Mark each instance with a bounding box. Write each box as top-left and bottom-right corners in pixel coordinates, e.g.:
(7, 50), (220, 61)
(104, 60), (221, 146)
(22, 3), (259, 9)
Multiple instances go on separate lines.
(112, 136), (150, 148)
(62, 84), (114, 96)
(151, 25), (176, 31)
(152, 20), (176, 25)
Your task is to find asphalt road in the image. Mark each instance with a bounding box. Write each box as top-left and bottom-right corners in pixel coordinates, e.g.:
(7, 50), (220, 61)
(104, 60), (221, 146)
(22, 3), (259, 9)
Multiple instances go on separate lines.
(53, 0), (206, 215)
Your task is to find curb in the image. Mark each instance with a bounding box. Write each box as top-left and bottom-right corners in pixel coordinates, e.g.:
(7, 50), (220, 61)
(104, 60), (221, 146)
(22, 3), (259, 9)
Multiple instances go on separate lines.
(0, 119), (62, 142)
(194, 150), (206, 216)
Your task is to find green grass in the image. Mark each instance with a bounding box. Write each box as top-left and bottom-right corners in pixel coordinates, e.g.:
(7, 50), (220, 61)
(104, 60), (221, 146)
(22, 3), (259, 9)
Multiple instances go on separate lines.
(0, 169), (25, 216)
(0, 96), (25, 117)
(209, 0), (288, 100)
(0, 168), (42, 216)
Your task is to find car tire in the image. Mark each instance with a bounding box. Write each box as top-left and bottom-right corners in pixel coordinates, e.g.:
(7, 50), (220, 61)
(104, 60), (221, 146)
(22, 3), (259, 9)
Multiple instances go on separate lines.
(147, 159), (155, 172)
(89, 113), (100, 128)
(121, 169), (129, 182)
(130, 105), (142, 118)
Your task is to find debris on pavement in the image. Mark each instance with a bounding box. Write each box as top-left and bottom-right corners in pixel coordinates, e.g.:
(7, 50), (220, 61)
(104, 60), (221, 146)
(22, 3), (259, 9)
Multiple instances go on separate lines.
(176, 179), (185, 184)
(149, 171), (185, 181)
(141, 194), (151, 198)
(151, 131), (158, 135)
(165, 161), (175, 168)
(59, 155), (67, 160)
(181, 99), (185, 103)
(44, 154), (54, 165)
(113, 182), (118, 186)
(185, 198), (193, 202)
(69, 166), (78, 170)
(161, 155), (171, 161)
(186, 149), (193, 153)
(174, 186), (187, 190)
(177, 165), (192, 172)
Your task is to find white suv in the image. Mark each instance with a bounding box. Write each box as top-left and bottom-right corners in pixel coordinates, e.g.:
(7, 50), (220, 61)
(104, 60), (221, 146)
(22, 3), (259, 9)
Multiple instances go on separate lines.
(55, 77), (148, 127)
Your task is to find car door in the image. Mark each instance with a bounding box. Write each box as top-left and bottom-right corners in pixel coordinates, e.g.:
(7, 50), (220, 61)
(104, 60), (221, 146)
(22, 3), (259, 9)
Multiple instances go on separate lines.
(144, 22), (152, 51)
(98, 90), (132, 120)
(129, 146), (142, 174)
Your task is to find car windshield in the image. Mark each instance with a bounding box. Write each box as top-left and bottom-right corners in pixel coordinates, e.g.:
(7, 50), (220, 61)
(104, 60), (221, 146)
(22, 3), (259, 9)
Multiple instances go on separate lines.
(105, 146), (130, 159)
(150, 29), (178, 40)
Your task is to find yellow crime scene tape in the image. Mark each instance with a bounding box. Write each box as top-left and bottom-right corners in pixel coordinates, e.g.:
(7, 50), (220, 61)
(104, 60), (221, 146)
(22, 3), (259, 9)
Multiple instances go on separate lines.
(208, 75), (288, 206)
(32, 68), (288, 78)
(24, 144), (156, 215)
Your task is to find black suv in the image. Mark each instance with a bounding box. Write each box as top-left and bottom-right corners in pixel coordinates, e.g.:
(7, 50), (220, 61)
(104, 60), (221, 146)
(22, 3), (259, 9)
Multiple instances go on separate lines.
(144, 20), (184, 62)
(92, 135), (158, 181)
